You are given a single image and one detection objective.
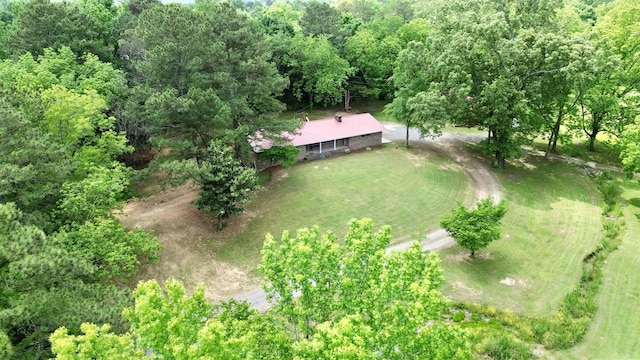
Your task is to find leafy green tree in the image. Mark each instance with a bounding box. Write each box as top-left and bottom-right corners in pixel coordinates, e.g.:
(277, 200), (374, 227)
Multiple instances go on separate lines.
(195, 141), (258, 229)
(334, 0), (379, 23)
(53, 163), (161, 279)
(0, 46), (126, 115)
(0, 203), (132, 358)
(260, 218), (472, 359)
(440, 198), (507, 257)
(125, 4), (229, 164)
(5, 0), (117, 63)
(380, 0), (415, 22)
(620, 116), (640, 177)
(385, 43), (449, 148)
(0, 101), (76, 229)
(40, 86), (132, 173)
(131, 3), (293, 162)
(287, 34), (352, 108)
(345, 27), (401, 98)
(51, 280), (293, 359)
(300, 0), (341, 40)
(51, 323), (142, 360)
(574, 0), (640, 151)
(539, 36), (599, 155)
(259, 145), (300, 168)
(0, 331), (12, 359)
(203, 3), (293, 159)
(65, 218), (160, 280)
(388, 0), (574, 167)
(57, 164), (129, 225)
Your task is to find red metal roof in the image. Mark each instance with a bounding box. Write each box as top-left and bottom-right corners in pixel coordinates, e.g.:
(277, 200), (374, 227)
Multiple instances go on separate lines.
(252, 113), (385, 151)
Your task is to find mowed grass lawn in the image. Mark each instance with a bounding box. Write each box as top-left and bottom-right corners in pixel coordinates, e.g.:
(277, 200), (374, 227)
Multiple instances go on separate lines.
(439, 157), (602, 317)
(560, 178), (640, 359)
(210, 145), (473, 271)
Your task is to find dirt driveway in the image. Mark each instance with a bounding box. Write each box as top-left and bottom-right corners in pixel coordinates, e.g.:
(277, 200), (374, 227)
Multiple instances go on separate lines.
(382, 123), (500, 203)
(118, 184), (261, 302)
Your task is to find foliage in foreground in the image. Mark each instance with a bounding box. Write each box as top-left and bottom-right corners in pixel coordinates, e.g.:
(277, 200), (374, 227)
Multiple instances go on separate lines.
(261, 218), (472, 359)
(51, 281), (292, 360)
(51, 219), (471, 359)
(0, 203), (133, 358)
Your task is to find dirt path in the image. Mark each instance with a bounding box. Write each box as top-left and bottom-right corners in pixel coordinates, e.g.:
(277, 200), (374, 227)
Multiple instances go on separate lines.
(234, 123), (502, 310)
(118, 184), (259, 302)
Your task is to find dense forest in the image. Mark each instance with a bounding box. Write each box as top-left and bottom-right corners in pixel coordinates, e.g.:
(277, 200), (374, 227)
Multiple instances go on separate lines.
(0, 0), (638, 358)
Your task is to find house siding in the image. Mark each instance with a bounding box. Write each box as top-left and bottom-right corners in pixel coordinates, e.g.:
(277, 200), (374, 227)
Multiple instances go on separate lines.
(348, 132), (382, 150)
(298, 132), (382, 161)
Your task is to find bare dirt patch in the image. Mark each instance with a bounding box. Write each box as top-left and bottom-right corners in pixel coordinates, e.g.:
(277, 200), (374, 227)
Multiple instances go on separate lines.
(118, 185), (260, 302)
(499, 277), (528, 287)
(450, 281), (482, 300)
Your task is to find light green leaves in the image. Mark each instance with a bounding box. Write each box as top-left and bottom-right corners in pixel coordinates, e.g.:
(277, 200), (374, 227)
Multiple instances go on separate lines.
(440, 197), (507, 256)
(261, 218), (470, 359)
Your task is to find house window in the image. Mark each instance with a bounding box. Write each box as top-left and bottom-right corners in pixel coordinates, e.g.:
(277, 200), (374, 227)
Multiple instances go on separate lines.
(306, 144), (320, 152)
(336, 138), (348, 147)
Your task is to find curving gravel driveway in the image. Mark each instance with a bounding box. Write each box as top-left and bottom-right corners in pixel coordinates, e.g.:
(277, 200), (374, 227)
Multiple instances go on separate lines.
(233, 123), (501, 311)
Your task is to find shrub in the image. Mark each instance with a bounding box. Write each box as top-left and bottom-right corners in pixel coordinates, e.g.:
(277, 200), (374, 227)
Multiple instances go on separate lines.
(479, 332), (533, 360)
(453, 311), (466, 322)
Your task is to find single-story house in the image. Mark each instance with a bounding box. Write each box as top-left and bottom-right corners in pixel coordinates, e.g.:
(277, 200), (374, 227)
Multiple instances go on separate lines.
(252, 113), (386, 162)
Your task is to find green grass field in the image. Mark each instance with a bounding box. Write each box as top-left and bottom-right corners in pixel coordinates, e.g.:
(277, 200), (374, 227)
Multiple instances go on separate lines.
(558, 179), (640, 359)
(439, 157), (602, 317)
(208, 145), (473, 270)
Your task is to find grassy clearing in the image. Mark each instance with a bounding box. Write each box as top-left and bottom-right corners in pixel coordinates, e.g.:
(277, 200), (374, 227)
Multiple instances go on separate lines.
(208, 145), (473, 271)
(439, 157), (602, 317)
(559, 178), (640, 359)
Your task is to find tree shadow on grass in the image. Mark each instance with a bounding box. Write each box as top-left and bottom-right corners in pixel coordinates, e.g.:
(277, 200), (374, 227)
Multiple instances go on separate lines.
(627, 198), (640, 208)
(498, 156), (599, 211)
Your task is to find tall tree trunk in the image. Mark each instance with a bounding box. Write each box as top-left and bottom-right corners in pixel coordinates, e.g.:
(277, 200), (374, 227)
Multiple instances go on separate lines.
(588, 133), (597, 151)
(343, 89), (351, 111)
(232, 118), (244, 160)
(495, 153), (506, 169)
(586, 113), (601, 152)
(546, 110), (564, 156)
(488, 129), (506, 169)
(405, 123), (410, 148)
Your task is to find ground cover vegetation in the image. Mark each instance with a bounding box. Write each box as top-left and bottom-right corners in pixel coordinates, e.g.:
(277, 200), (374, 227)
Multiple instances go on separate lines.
(0, 0), (638, 358)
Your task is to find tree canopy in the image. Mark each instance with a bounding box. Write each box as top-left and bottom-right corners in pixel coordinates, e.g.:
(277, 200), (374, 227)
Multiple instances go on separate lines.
(261, 218), (472, 359)
(440, 198), (507, 257)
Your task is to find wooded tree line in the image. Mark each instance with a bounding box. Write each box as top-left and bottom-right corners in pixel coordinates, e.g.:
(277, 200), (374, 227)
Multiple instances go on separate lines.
(0, 0), (638, 358)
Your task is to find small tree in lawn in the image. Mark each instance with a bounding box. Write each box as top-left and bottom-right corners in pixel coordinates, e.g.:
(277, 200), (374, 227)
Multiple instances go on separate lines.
(440, 197), (507, 257)
(196, 141), (257, 230)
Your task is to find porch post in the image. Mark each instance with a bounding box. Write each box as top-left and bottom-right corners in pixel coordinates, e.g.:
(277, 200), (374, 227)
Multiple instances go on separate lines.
(333, 139), (336, 150)
(319, 142), (322, 153)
